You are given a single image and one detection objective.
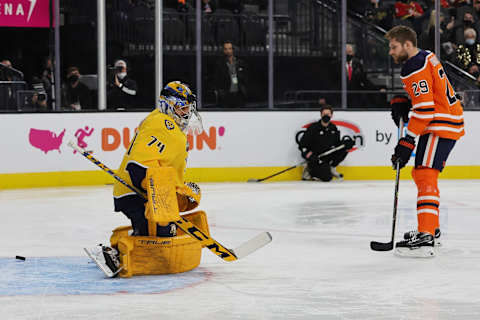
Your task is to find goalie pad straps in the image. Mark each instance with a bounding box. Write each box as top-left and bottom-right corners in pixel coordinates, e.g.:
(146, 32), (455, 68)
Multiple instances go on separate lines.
(145, 167), (181, 235)
(412, 167), (440, 236)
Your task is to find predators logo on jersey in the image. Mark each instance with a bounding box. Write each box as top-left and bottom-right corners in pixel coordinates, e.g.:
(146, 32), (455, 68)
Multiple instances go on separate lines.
(165, 119), (175, 130)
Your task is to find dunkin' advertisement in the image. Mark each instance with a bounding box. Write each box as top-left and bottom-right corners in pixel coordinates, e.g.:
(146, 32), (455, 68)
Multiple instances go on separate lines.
(0, 111), (476, 174)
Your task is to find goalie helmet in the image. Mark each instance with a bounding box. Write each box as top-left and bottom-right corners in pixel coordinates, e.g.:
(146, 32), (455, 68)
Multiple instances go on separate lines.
(158, 81), (199, 132)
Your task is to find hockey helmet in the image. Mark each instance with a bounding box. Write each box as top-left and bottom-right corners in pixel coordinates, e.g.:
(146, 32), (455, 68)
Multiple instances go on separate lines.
(158, 81), (198, 131)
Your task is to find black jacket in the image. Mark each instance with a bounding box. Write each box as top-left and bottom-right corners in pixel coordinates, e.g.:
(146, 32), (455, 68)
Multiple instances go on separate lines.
(107, 76), (138, 109)
(298, 121), (341, 158)
(213, 57), (248, 98)
(62, 82), (92, 110)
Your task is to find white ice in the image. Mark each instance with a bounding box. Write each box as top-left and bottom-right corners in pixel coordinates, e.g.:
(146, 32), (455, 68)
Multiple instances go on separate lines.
(1, 180), (480, 320)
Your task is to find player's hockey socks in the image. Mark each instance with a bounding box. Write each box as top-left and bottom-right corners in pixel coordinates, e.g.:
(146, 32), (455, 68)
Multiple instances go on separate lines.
(84, 245), (123, 278)
(395, 232), (435, 258)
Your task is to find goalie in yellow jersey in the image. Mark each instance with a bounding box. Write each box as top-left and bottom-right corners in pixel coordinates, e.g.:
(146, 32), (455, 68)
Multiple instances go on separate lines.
(85, 81), (211, 278)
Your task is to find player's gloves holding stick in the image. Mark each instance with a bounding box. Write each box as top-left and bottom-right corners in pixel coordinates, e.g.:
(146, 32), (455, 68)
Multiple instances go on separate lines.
(342, 136), (355, 150)
(391, 135), (415, 169)
(390, 95), (411, 128)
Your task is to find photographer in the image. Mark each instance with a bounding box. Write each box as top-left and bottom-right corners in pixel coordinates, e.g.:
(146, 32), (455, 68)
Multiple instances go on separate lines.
(62, 67), (92, 110)
(31, 77), (49, 111)
(107, 59), (138, 109)
(297, 105), (355, 182)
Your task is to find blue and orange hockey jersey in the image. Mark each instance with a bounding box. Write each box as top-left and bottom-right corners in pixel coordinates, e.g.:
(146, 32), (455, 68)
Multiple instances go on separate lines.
(401, 50), (464, 141)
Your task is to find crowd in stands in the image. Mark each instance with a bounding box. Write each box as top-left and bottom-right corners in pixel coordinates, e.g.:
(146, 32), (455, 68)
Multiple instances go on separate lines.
(0, 56), (140, 111)
(361, 0), (480, 84)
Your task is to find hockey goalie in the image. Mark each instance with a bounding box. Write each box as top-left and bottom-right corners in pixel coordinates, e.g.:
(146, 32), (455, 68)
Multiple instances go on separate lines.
(85, 81), (209, 278)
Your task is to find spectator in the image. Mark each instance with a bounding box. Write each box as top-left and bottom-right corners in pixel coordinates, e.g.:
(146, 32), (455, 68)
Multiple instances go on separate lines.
(474, 0), (480, 18)
(31, 92), (49, 111)
(107, 59), (138, 109)
(454, 28), (480, 77)
(344, 43), (375, 107)
(201, 0), (216, 13)
(41, 57), (54, 108)
(364, 0), (393, 30)
(446, 11), (480, 44)
(213, 41), (248, 107)
(318, 97), (329, 109)
(421, 9), (449, 52)
(394, 0), (426, 35)
(31, 77), (49, 111)
(297, 105), (355, 182)
(62, 67), (92, 110)
(165, 0), (188, 12)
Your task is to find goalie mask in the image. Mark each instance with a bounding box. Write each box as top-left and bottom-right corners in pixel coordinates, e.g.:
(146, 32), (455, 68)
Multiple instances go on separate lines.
(158, 81), (203, 133)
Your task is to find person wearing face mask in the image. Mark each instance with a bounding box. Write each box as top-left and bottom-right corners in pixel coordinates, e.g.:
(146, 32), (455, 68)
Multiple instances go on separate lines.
(107, 59), (138, 109)
(62, 67), (92, 110)
(344, 43), (376, 108)
(454, 28), (480, 77)
(448, 12), (480, 45)
(297, 105), (355, 182)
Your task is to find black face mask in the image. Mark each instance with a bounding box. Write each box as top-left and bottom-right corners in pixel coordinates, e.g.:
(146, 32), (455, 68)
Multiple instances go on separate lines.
(321, 115), (331, 123)
(346, 54), (353, 62)
(464, 20), (473, 27)
(68, 74), (79, 84)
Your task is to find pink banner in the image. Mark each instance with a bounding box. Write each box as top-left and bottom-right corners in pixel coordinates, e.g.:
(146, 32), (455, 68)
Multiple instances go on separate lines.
(0, 0), (54, 28)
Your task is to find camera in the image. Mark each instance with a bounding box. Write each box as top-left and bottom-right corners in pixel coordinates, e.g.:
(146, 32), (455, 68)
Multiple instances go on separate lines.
(32, 80), (47, 102)
(108, 66), (123, 74)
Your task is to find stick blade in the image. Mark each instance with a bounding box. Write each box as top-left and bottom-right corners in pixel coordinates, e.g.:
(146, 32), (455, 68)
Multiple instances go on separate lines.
(231, 232), (272, 259)
(370, 241), (394, 251)
(247, 179), (260, 183)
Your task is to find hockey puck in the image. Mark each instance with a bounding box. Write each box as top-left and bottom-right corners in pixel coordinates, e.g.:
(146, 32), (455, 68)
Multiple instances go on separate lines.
(15, 255), (26, 261)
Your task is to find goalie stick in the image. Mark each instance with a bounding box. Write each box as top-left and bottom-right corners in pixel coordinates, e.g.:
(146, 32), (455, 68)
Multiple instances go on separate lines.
(68, 141), (272, 262)
(370, 118), (404, 251)
(247, 143), (348, 183)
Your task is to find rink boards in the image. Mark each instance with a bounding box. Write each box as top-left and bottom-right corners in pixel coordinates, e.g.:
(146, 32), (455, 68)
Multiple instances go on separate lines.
(0, 111), (478, 189)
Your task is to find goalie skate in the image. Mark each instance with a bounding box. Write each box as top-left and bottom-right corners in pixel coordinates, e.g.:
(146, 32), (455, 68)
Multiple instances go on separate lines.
(394, 232), (436, 258)
(84, 245), (123, 278)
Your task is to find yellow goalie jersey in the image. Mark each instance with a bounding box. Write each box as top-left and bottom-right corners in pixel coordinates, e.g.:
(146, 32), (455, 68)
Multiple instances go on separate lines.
(113, 109), (198, 212)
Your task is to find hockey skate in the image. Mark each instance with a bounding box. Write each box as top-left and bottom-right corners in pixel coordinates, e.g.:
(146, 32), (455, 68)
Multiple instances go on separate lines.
(330, 166), (344, 181)
(84, 245), (123, 278)
(394, 232), (435, 258)
(404, 228), (441, 246)
(302, 165), (312, 181)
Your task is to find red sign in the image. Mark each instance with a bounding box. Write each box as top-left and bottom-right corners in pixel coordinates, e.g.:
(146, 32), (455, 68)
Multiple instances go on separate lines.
(0, 0), (54, 28)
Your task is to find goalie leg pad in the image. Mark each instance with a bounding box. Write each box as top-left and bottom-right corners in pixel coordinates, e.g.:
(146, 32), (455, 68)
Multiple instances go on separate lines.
(412, 167), (440, 236)
(145, 167), (181, 235)
(109, 211), (210, 277)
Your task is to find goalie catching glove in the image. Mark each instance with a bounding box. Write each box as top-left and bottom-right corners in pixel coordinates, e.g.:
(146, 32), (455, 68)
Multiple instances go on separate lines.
(177, 182), (201, 212)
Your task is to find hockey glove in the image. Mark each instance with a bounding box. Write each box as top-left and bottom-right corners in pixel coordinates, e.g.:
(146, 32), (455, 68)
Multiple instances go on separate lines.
(391, 135), (415, 169)
(341, 136), (355, 150)
(390, 95), (411, 128)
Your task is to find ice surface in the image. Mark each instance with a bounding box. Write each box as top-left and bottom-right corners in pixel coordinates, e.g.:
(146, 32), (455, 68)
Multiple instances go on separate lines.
(1, 180), (480, 319)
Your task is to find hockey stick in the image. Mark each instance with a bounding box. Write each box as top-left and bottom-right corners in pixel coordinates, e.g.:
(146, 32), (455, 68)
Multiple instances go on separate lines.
(247, 144), (347, 182)
(370, 118), (404, 251)
(68, 141), (272, 261)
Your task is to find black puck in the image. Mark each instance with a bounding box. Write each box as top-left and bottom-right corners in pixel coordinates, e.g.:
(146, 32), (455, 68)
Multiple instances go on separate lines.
(15, 255), (26, 261)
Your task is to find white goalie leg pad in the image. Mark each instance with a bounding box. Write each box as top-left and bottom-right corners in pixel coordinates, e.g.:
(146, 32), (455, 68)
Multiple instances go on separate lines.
(394, 246), (436, 258)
